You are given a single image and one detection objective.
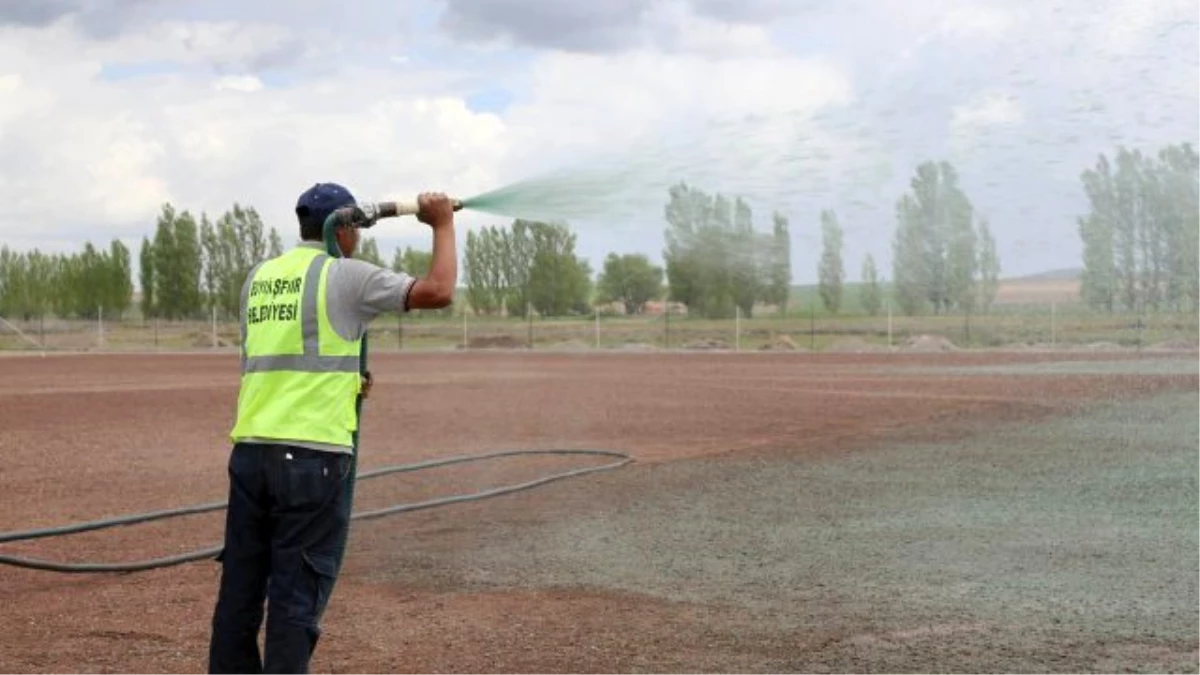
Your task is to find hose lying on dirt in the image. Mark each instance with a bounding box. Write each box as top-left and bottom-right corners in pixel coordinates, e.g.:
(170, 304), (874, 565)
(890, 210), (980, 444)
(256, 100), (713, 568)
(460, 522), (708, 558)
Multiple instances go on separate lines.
(0, 449), (631, 574)
(2, 215), (632, 574)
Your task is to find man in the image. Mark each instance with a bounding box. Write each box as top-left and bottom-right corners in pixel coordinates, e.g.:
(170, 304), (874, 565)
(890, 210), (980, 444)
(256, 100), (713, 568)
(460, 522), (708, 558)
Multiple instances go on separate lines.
(208, 183), (457, 673)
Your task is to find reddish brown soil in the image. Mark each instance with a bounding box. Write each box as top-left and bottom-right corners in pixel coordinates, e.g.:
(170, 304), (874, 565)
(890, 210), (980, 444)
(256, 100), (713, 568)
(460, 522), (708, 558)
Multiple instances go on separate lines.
(0, 351), (1195, 673)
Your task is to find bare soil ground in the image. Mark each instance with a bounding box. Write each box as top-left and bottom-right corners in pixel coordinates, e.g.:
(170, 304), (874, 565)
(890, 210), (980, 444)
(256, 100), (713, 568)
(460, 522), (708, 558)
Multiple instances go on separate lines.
(0, 351), (1196, 673)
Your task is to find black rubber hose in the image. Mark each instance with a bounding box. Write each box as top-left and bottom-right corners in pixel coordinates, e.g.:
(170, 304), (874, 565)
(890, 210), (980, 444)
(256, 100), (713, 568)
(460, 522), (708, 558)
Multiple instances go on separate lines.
(1, 214), (633, 573)
(0, 449), (631, 573)
(0, 449), (633, 569)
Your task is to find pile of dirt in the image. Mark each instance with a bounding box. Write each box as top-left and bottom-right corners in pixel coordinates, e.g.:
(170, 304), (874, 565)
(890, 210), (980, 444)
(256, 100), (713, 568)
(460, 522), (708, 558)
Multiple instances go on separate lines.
(191, 334), (233, 348)
(826, 338), (890, 353)
(1083, 341), (1124, 351)
(549, 339), (591, 351)
(683, 338), (731, 350)
(759, 335), (802, 352)
(617, 342), (659, 351)
(466, 334), (527, 349)
(1004, 342), (1059, 351)
(902, 334), (958, 352)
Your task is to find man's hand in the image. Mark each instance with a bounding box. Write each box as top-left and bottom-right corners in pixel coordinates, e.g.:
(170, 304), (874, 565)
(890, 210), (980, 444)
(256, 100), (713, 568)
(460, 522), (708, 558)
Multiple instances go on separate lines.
(360, 371), (373, 400)
(416, 192), (455, 229)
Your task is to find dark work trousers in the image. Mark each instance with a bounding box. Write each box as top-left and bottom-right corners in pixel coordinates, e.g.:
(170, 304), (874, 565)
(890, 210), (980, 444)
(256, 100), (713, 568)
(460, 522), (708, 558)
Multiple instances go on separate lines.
(208, 442), (354, 674)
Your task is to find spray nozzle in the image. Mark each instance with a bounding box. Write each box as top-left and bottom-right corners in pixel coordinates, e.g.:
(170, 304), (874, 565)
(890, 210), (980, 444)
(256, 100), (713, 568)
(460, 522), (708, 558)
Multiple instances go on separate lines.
(328, 201), (411, 228)
(391, 198), (465, 216)
(330, 198), (465, 228)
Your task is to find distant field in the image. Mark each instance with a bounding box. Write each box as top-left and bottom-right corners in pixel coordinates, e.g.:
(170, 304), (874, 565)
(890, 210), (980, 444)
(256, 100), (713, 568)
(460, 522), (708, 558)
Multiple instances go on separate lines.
(787, 275), (1084, 314)
(994, 278), (1082, 305)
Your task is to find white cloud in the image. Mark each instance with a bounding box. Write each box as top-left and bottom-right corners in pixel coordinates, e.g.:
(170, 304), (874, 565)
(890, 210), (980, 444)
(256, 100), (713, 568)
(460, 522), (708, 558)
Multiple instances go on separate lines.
(948, 89), (1025, 163)
(0, 20), (511, 253)
(0, 0), (858, 253)
(213, 75), (263, 92)
(937, 4), (1014, 41)
(645, 0), (781, 57)
(952, 90), (1024, 129)
(0, 0), (1193, 284)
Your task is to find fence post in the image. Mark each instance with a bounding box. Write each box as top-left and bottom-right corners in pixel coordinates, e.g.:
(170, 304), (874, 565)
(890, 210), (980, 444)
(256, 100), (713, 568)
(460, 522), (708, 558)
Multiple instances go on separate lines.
(212, 305), (218, 349)
(887, 299), (893, 349)
(664, 302), (671, 349)
(154, 316), (159, 350)
(1051, 302), (1056, 348)
(527, 303), (534, 350)
(735, 306), (741, 351)
(462, 310), (468, 350)
(1137, 299), (1144, 352)
(397, 313), (403, 350)
(97, 305), (104, 349)
(809, 295), (815, 351)
(594, 307), (600, 349)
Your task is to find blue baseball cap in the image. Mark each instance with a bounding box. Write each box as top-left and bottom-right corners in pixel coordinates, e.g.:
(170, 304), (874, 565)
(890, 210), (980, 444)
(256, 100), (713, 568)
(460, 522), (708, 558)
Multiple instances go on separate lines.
(295, 182), (356, 231)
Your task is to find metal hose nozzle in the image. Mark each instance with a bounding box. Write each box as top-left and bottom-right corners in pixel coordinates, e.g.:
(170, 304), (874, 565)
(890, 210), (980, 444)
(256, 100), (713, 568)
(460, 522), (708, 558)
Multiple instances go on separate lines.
(330, 199), (464, 228)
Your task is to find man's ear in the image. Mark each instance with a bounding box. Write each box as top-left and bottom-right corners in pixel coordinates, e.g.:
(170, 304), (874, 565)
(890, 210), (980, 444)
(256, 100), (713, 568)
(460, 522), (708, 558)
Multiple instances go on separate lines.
(335, 227), (357, 257)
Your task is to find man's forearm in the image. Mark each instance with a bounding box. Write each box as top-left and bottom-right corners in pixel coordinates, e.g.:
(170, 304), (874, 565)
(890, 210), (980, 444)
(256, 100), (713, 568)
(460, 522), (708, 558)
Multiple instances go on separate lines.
(426, 223), (457, 297)
(412, 222), (453, 306)
(406, 193), (459, 310)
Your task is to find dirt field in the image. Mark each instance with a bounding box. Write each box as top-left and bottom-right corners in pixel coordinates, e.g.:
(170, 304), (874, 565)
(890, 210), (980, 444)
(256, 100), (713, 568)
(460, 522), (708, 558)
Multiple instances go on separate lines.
(994, 278), (1082, 305)
(0, 350), (1196, 673)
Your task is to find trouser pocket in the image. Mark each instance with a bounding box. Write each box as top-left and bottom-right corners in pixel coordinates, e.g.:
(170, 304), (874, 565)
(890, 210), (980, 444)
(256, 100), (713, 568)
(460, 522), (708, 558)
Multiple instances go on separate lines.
(300, 549), (340, 620)
(277, 451), (344, 512)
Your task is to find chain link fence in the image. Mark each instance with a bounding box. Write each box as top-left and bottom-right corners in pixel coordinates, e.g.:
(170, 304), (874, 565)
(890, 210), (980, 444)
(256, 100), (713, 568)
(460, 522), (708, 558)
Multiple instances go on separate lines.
(2, 304), (1197, 354)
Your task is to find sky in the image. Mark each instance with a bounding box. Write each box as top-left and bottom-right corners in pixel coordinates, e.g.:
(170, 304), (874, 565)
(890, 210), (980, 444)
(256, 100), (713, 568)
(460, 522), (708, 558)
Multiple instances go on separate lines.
(0, 0), (1195, 284)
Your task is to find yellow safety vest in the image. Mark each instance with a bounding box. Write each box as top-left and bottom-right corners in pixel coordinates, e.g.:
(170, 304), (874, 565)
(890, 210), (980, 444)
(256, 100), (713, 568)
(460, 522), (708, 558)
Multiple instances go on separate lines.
(230, 246), (362, 449)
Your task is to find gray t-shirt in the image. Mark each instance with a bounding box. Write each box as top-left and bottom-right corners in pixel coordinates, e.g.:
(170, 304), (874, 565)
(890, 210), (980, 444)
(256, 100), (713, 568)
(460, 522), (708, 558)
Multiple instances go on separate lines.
(238, 242), (416, 454)
(306, 242), (417, 340)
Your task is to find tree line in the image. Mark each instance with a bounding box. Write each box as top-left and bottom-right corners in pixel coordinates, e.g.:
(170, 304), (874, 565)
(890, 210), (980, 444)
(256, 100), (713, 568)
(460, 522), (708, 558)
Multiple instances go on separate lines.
(0, 201), (448, 324)
(0, 164), (1003, 321)
(814, 162), (1002, 319)
(139, 203), (285, 320)
(657, 157), (1003, 321)
(462, 220), (594, 317)
(661, 183), (792, 319)
(1078, 142), (1198, 313)
(657, 160), (1002, 321)
(459, 192), (792, 321)
(0, 241), (132, 320)
(141, 203), (459, 321)
(2, 141), (1194, 324)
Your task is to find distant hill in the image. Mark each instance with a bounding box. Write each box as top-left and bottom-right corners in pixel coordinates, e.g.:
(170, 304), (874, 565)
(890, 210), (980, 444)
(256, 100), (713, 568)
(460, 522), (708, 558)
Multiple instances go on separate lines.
(1006, 268), (1082, 283)
(995, 269), (1081, 305)
(786, 267), (1083, 311)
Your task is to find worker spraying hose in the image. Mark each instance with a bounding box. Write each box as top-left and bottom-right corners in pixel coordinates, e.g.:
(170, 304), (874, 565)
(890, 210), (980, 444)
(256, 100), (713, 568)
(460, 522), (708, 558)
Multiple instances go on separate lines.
(208, 183), (457, 674)
(0, 176), (632, 669)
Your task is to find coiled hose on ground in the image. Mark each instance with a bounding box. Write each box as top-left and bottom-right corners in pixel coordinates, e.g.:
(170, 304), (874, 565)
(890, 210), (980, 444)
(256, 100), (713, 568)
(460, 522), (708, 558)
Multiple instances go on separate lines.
(0, 449), (632, 573)
(0, 211), (632, 573)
